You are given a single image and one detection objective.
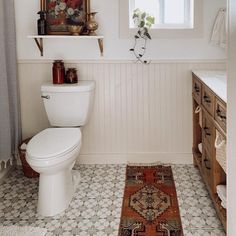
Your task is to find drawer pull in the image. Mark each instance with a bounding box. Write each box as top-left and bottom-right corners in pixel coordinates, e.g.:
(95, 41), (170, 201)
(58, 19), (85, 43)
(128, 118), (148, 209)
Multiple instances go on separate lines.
(204, 159), (211, 170)
(216, 110), (226, 120)
(194, 85), (200, 93)
(204, 127), (211, 136)
(203, 95), (211, 103)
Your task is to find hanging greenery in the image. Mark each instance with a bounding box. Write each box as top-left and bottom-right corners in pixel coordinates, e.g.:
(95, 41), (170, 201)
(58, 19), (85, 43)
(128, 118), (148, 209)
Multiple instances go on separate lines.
(130, 9), (155, 64)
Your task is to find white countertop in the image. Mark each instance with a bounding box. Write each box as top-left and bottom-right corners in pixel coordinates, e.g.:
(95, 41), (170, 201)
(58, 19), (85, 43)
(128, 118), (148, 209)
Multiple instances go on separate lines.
(192, 70), (227, 103)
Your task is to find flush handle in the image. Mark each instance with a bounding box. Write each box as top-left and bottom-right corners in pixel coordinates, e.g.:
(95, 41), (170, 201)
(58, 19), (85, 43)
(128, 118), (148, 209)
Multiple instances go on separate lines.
(41, 95), (50, 99)
(194, 85), (200, 93)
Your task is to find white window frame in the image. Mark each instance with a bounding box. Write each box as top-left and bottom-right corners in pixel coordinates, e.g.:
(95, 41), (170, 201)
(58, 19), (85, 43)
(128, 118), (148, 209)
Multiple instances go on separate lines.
(129, 0), (193, 29)
(120, 0), (203, 39)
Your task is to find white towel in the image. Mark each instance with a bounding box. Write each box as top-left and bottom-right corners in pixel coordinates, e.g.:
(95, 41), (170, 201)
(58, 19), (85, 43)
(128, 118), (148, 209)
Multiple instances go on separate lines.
(218, 191), (226, 204)
(210, 8), (227, 49)
(198, 143), (202, 154)
(221, 200), (227, 209)
(217, 185), (226, 198)
(216, 185), (227, 207)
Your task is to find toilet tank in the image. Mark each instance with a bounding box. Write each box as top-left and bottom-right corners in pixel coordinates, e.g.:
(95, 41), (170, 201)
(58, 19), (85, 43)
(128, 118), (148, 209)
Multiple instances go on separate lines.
(41, 81), (95, 127)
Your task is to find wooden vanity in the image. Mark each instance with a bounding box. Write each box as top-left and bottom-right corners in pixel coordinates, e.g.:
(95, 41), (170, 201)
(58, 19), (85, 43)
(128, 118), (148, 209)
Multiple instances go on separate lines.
(192, 70), (227, 231)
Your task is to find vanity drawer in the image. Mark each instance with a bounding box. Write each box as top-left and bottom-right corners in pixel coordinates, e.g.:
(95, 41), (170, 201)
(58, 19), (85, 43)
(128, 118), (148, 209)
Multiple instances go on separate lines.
(215, 98), (227, 132)
(202, 86), (214, 116)
(202, 111), (215, 154)
(192, 76), (202, 104)
(202, 148), (213, 191)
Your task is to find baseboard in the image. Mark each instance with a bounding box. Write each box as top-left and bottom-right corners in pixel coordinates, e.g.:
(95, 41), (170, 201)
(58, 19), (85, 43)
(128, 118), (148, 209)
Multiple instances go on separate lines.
(76, 152), (193, 165)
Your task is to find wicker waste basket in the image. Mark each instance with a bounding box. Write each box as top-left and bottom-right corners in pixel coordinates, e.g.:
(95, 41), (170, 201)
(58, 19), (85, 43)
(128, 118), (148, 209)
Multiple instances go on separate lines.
(18, 138), (39, 178)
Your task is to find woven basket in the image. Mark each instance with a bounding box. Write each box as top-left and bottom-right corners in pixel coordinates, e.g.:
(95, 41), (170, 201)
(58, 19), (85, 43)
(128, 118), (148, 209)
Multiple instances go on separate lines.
(215, 130), (226, 173)
(18, 138), (39, 178)
(195, 106), (202, 128)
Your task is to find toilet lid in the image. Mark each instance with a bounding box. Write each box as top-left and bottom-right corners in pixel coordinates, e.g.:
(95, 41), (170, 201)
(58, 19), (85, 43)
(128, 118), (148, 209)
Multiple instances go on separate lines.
(26, 128), (81, 159)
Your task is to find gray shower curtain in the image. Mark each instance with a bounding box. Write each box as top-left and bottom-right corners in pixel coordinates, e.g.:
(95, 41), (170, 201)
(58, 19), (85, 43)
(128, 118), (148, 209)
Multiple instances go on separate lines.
(0, 0), (21, 167)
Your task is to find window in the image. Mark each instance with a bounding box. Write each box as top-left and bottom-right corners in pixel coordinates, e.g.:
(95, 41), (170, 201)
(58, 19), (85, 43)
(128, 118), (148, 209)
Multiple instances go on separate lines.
(119, 0), (203, 38)
(129, 0), (194, 29)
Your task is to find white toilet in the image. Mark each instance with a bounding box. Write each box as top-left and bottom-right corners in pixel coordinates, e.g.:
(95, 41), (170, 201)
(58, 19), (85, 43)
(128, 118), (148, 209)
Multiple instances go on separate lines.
(26, 81), (95, 217)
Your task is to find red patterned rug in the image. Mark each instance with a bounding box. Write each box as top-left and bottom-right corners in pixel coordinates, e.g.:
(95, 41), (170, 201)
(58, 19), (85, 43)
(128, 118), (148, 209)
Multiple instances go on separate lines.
(119, 165), (183, 236)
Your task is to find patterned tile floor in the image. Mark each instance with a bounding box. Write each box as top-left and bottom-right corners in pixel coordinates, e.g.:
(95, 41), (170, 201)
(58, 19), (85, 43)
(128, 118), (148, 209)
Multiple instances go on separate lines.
(0, 164), (225, 236)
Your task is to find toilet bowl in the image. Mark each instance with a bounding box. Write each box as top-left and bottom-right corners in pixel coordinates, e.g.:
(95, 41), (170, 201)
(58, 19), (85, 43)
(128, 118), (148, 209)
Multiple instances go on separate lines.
(26, 128), (81, 216)
(26, 81), (95, 216)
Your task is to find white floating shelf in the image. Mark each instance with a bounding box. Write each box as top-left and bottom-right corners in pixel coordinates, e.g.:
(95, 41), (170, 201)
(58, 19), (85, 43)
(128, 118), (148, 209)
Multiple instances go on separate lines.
(27, 35), (104, 56)
(28, 35), (104, 39)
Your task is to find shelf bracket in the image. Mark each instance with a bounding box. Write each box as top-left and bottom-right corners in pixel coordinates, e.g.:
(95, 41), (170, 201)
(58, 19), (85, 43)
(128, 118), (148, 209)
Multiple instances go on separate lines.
(33, 38), (44, 56)
(30, 36), (103, 57)
(98, 38), (103, 56)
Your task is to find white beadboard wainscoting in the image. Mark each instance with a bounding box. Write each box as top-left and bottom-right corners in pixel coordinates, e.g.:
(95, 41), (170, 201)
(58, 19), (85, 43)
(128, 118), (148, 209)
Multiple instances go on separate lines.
(18, 60), (226, 164)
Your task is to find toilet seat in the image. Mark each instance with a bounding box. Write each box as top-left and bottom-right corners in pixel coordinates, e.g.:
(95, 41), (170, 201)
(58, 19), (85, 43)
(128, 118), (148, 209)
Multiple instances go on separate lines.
(26, 128), (81, 163)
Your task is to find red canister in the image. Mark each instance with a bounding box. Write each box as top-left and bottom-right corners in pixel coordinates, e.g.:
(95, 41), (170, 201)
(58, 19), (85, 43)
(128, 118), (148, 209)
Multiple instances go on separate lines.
(52, 60), (65, 84)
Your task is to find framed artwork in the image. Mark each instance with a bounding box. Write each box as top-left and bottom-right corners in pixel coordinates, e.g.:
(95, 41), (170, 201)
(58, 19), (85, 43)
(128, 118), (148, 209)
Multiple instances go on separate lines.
(42, 0), (90, 35)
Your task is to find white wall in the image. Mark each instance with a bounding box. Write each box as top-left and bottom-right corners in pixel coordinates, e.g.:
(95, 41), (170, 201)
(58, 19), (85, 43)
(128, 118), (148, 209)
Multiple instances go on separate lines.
(14, 0), (226, 60)
(14, 0), (227, 164)
(227, 0), (236, 235)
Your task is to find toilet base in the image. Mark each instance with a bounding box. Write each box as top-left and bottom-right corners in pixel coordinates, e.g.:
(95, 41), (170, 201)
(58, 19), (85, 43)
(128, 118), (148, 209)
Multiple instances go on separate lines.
(37, 164), (79, 217)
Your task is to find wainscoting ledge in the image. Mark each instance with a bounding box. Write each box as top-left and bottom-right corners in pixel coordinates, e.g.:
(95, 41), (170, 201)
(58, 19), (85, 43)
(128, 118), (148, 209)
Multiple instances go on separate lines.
(17, 59), (227, 65)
